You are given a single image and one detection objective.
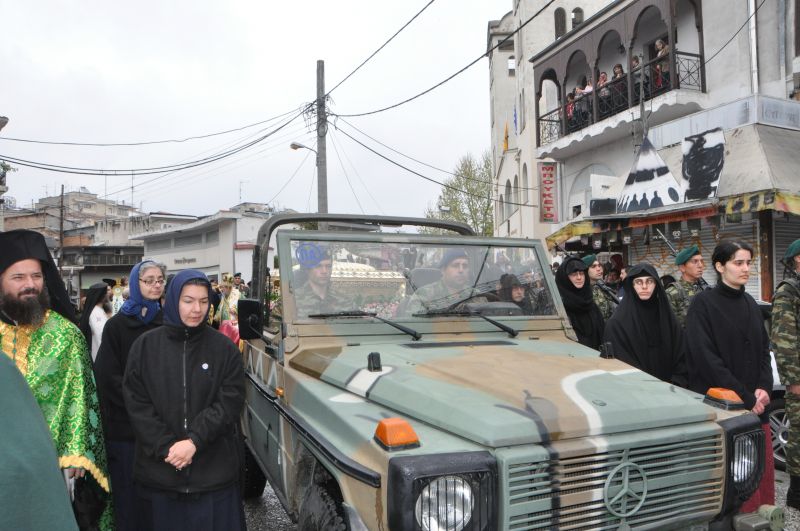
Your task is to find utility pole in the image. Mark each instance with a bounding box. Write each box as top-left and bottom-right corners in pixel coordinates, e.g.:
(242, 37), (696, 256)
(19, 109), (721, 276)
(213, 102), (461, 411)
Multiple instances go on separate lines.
(58, 184), (65, 275)
(316, 60), (328, 215)
(0, 116), (8, 232)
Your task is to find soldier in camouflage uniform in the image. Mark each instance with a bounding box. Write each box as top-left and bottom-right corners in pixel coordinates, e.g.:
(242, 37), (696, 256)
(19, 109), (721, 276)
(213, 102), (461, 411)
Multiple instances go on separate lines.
(665, 244), (705, 328)
(582, 254), (618, 321)
(771, 238), (800, 509)
(294, 256), (348, 317)
(406, 248), (488, 314)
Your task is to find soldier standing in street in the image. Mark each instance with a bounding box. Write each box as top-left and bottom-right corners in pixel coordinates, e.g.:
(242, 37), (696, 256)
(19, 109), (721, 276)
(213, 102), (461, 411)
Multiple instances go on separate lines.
(583, 254), (618, 320)
(771, 238), (800, 509)
(665, 244), (706, 328)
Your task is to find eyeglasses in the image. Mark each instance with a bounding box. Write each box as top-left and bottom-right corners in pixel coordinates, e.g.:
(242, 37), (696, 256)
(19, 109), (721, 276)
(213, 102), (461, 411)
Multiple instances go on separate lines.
(140, 278), (166, 286)
(632, 278), (656, 287)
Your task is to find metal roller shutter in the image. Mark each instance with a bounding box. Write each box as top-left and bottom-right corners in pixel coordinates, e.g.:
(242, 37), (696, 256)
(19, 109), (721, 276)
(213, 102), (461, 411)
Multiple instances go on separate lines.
(773, 212), (800, 281)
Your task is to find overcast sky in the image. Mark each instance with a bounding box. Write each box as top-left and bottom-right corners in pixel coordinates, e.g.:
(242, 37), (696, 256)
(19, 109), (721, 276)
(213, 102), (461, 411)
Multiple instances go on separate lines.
(1, 1), (505, 219)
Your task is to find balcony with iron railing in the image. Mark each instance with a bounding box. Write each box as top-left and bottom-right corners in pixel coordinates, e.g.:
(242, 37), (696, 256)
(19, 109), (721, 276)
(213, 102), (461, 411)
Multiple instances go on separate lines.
(538, 52), (705, 145)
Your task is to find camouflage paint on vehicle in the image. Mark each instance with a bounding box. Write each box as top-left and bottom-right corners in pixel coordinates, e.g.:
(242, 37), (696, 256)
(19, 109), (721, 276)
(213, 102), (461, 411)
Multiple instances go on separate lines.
(239, 213), (769, 531)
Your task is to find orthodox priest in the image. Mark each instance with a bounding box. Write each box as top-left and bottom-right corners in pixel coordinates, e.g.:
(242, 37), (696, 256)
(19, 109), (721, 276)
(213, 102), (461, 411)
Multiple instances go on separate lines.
(0, 229), (112, 529)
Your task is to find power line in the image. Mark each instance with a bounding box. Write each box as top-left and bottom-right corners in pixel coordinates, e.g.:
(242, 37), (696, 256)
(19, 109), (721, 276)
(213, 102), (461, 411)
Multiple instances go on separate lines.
(266, 150), (313, 206)
(333, 0), (558, 118)
(337, 126), (529, 209)
(328, 128), (385, 214)
(704, 0), (767, 65)
(326, 0), (437, 96)
(328, 132), (365, 213)
(0, 107), (303, 146)
(306, 166), (316, 212)
(0, 109), (306, 176)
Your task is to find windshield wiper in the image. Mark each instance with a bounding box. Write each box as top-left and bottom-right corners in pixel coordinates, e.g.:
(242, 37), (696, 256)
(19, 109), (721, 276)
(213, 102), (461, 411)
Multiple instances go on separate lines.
(307, 311), (422, 341)
(412, 310), (519, 338)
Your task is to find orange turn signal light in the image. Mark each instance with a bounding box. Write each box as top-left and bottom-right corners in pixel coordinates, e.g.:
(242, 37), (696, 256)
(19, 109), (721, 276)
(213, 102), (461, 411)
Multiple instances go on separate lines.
(374, 418), (420, 451)
(706, 388), (743, 403)
(275, 387), (285, 397)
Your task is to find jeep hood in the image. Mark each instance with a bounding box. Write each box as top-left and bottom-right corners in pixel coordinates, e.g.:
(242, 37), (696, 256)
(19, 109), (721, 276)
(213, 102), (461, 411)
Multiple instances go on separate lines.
(293, 340), (714, 447)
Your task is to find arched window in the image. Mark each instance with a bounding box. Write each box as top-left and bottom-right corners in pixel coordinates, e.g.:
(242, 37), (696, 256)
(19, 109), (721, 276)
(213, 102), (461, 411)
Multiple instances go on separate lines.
(513, 175), (520, 208)
(522, 164), (529, 203)
(505, 180), (513, 219)
(572, 8), (584, 29)
(508, 55), (516, 76)
(554, 8), (567, 38)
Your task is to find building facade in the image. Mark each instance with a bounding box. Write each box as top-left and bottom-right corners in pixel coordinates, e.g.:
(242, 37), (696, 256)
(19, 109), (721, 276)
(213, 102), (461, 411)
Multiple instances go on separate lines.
(489, 0), (800, 300)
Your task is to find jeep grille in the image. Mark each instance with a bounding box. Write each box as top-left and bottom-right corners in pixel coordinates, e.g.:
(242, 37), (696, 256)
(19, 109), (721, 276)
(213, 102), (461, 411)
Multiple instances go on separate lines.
(502, 432), (724, 530)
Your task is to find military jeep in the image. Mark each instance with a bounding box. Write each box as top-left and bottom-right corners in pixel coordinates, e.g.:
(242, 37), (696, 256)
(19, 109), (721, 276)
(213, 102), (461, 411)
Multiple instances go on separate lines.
(238, 213), (774, 531)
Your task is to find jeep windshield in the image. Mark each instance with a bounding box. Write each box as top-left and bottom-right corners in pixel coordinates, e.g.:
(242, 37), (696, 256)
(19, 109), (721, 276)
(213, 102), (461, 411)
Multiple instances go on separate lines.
(283, 235), (557, 322)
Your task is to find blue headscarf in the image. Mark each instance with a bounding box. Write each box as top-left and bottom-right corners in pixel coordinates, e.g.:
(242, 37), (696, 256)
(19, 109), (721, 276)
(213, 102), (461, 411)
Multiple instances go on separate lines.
(163, 269), (211, 327)
(119, 261), (163, 324)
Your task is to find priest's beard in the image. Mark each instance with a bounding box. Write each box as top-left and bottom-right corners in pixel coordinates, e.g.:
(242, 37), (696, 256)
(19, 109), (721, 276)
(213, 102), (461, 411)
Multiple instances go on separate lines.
(0, 287), (50, 326)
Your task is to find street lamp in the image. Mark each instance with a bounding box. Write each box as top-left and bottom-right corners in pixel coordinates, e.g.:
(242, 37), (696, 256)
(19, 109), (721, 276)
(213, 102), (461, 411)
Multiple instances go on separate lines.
(289, 141), (327, 217)
(290, 141), (316, 154)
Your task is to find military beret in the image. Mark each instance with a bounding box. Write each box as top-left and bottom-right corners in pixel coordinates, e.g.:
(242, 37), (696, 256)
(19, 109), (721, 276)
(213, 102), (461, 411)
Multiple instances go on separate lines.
(440, 248), (469, 268)
(581, 254), (597, 267)
(675, 245), (700, 266)
(785, 239), (800, 261)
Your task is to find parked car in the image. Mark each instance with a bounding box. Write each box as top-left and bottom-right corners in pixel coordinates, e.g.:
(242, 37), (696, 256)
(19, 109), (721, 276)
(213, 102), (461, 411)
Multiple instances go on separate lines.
(238, 213), (774, 530)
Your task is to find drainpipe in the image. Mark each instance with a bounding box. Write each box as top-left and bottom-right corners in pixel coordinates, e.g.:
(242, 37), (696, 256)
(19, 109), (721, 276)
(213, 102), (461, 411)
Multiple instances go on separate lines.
(779, 0), (788, 94)
(748, 0), (760, 94)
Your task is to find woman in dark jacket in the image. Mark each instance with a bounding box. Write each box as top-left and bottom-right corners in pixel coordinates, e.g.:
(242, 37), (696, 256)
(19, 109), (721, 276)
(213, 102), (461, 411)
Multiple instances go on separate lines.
(603, 263), (686, 386)
(94, 260), (166, 531)
(684, 240), (773, 510)
(123, 269), (245, 531)
(555, 256), (605, 349)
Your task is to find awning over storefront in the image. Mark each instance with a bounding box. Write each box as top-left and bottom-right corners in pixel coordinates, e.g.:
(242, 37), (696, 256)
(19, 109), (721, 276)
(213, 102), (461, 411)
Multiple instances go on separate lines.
(545, 124), (800, 249)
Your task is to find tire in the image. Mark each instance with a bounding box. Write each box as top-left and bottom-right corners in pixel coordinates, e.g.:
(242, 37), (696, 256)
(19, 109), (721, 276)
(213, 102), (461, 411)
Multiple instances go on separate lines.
(241, 444), (268, 499)
(767, 397), (789, 471)
(297, 484), (347, 531)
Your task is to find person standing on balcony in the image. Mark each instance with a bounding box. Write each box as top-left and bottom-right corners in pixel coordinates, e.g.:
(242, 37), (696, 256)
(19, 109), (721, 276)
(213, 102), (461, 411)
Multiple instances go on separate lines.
(582, 254), (618, 321)
(655, 39), (670, 88)
(665, 245), (706, 328)
(771, 238), (800, 509)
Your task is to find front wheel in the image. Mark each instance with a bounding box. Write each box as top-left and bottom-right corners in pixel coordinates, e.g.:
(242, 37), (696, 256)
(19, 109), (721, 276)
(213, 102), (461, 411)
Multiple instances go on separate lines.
(767, 397), (788, 471)
(297, 484), (347, 531)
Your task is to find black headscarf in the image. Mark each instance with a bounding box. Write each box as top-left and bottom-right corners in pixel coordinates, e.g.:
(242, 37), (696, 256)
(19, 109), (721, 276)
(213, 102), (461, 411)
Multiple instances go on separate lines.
(499, 273), (533, 314)
(556, 256), (604, 349)
(78, 282), (109, 347)
(603, 263), (686, 385)
(0, 229), (76, 323)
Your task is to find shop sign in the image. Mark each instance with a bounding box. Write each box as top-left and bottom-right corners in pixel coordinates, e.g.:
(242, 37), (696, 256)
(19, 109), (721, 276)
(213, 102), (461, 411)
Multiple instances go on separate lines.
(538, 162), (559, 223)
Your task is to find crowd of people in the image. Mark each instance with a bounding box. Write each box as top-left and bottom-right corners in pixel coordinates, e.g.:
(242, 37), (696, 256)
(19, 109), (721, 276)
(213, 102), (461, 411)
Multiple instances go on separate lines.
(553, 238), (800, 512)
(0, 229), (249, 531)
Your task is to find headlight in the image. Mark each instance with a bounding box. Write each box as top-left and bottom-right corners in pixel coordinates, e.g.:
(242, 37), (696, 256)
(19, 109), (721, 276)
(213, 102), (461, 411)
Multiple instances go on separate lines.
(718, 414), (766, 516)
(388, 452), (496, 531)
(731, 435), (758, 484)
(415, 476), (474, 531)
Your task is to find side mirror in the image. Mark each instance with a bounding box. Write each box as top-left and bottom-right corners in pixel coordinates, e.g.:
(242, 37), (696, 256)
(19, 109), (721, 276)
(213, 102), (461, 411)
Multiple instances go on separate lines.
(238, 299), (263, 340)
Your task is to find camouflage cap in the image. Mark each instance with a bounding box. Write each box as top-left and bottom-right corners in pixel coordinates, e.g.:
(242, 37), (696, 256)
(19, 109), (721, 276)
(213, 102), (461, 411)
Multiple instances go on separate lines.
(784, 239), (800, 260)
(581, 254), (597, 267)
(675, 245), (700, 265)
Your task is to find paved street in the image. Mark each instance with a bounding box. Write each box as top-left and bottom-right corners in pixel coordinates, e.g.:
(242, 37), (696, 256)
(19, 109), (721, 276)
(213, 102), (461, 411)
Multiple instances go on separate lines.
(244, 482), (295, 531)
(247, 473), (797, 530)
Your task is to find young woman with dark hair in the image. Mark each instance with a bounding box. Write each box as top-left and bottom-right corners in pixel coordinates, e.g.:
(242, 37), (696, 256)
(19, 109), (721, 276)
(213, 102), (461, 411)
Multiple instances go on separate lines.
(555, 256), (605, 349)
(684, 240), (774, 510)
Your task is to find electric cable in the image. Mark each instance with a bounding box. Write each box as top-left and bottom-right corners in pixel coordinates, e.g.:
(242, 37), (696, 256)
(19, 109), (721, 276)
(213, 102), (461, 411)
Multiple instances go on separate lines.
(704, 0), (767, 65)
(306, 166), (316, 212)
(0, 107), (305, 146)
(328, 128), (385, 214)
(0, 108), (307, 176)
(265, 150), (313, 206)
(328, 131), (365, 213)
(326, 0), (437, 96)
(333, 0), (557, 118)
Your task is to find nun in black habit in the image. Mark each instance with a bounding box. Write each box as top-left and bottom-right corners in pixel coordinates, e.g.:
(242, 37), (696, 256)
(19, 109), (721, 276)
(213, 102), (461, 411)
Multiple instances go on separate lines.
(603, 263), (687, 386)
(555, 256), (605, 349)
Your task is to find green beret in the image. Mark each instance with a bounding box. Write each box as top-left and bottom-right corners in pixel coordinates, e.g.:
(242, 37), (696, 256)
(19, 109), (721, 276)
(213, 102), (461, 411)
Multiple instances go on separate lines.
(581, 254), (597, 267)
(785, 239), (800, 260)
(675, 245), (700, 266)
